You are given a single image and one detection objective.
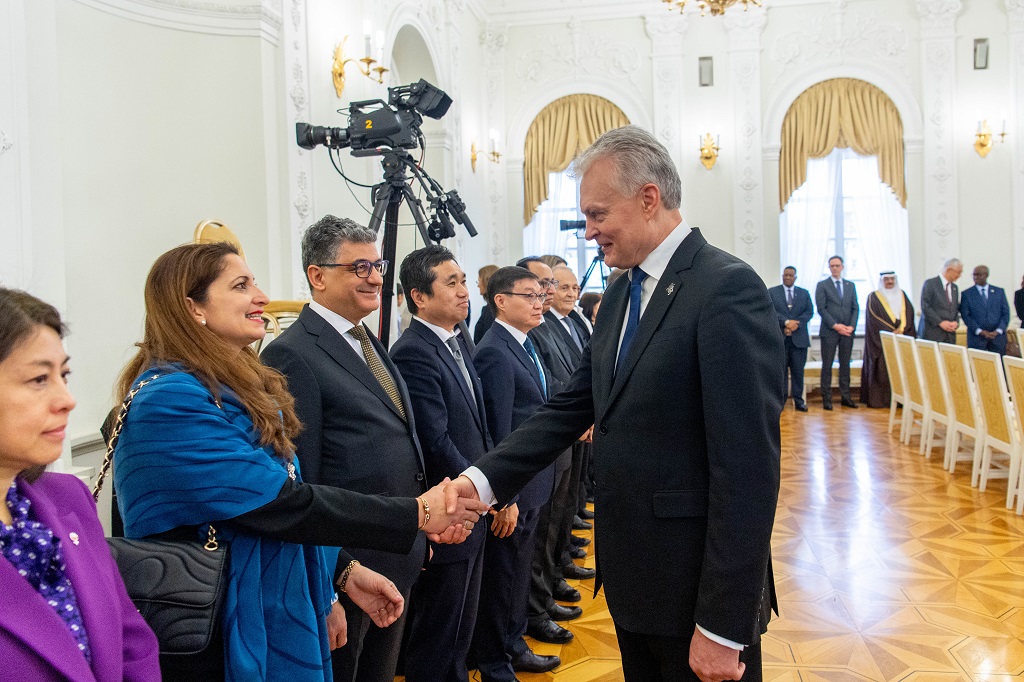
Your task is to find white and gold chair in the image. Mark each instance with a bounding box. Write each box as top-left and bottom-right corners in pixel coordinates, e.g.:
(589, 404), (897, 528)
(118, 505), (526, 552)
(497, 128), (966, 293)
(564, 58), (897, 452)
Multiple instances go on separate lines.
(879, 332), (906, 436)
(257, 300), (306, 353)
(894, 334), (929, 451)
(915, 339), (952, 461)
(937, 343), (985, 478)
(193, 219), (246, 259)
(968, 348), (1021, 509)
(1001, 355), (1024, 514)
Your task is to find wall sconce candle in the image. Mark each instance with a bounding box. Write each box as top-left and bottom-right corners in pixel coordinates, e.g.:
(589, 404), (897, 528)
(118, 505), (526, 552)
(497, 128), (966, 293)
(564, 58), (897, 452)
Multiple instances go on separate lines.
(974, 117), (1008, 158)
(471, 133), (502, 173)
(699, 133), (720, 170)
(331, 29), (389, 99)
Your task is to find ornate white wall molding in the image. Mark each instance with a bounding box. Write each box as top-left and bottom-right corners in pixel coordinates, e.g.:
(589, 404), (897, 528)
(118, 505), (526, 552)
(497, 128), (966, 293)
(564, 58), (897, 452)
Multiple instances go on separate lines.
(1008, 0), (1024, 279)
(917, 0), (961, 267)
(725, 6), (767, 270)
(0, 128), (11, 157)
(482, 23), (509, 263)
(644, 13), (688, 169)
(283, 0), (312, 298)
(512, 17), (642, 98)
(72, 0), (282, 45)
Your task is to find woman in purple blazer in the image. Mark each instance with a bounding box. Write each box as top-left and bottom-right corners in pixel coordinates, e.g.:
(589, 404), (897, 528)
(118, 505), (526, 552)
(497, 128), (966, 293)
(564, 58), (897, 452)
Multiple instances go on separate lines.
(0, 288), (160, 682)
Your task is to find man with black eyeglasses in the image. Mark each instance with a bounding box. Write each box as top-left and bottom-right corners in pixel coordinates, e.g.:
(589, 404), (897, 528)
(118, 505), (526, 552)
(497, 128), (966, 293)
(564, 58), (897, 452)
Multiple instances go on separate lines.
(262, 215), (429, 682)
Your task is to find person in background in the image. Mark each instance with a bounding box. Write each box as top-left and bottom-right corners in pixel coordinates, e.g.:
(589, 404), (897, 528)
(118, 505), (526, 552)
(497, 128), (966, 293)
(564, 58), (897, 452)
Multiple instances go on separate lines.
(0, 287), (161, 682)
(768, 266), (813, 412)
(113, 243), (485, 682)
(539, 255), (568, 269)
(815, 255), (859, 410)
(394, 283), (407, 340)
(474, 265), (500, 344)
(579, 292), (602, 327)
(919, 258), (962, 343)
(960, 264), (1010, 355)
(1015, 274), (1024, 324)
(861, 271), (916, 408)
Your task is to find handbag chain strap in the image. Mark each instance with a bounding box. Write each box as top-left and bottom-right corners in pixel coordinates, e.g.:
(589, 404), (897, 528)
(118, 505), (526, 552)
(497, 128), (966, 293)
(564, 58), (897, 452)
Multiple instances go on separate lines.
(92, 373), (219, 552)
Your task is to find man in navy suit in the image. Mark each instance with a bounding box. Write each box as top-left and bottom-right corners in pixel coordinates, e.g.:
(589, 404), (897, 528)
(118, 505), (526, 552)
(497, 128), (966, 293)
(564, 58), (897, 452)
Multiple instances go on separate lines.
(815, 255), (859, 409)
(769, 266), (813, 411)
(960, 264), (1011, 354)
(472, 266), (561, 681)
(390, 245), (493, 682)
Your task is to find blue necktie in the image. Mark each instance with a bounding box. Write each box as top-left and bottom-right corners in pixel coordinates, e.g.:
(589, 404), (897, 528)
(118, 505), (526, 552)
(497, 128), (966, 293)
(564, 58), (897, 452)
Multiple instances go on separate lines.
(834, 279), (843, 299)
(564, 317), (583, 351)
(617, 267), (648, 372)
(982, 286), (988, 301)
(523, 337), (548, 399)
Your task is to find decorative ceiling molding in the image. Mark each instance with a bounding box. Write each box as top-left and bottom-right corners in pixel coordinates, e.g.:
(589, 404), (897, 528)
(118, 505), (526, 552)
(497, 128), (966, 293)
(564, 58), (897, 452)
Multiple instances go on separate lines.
(482, 0), (834, 26)
(513, 17), (642, 96)
(916, 0), (962, 36)
(71, 0), (282, 45)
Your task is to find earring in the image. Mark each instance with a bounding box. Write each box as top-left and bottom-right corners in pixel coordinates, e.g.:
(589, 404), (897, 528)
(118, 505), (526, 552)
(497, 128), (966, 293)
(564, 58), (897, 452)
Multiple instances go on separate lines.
(201, 319), (207, 326)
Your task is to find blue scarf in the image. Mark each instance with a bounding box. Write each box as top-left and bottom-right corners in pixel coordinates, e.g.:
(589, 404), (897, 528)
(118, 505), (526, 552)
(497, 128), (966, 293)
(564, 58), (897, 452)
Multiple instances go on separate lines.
(114, 367), (339, 681)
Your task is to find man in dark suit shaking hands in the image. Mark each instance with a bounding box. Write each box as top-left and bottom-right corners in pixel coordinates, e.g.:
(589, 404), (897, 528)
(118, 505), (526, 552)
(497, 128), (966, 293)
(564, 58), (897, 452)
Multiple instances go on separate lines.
(815, 256), (859, 410)
(448, 126), (785, 682)
(960, 264), (1010, 354)
(769, 266), (813, 412)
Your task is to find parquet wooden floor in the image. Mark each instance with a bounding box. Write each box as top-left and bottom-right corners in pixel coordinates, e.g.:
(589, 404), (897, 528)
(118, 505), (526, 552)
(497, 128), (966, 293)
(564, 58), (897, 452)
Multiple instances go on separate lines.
(402, 404), (1024, 681)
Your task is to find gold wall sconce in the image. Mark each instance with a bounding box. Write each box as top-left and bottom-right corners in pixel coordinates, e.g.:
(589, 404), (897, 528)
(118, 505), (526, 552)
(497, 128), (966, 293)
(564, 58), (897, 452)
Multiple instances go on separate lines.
(331, 26), (388, 99)
(699, 133), (720, 170)
(471, 131), (502, 172)
(974, 117), (1007, 158)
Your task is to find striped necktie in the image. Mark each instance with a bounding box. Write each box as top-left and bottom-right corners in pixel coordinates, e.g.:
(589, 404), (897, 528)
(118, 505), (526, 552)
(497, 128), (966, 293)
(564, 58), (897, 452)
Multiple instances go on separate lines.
(523, 337), (548, 399)
(349, 325), (406, 420)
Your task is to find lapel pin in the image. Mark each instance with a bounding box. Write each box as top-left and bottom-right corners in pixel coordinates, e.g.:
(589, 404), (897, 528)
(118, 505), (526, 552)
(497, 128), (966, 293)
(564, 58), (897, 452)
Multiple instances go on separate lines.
(666, 283), (675, 296)
(69, 532), (80, 546)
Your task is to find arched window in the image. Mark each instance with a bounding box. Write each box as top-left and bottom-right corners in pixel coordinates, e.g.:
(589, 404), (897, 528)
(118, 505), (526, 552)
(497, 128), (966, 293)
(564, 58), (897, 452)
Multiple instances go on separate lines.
(778, 79), (910, 332)
(522, 94), (629, 290)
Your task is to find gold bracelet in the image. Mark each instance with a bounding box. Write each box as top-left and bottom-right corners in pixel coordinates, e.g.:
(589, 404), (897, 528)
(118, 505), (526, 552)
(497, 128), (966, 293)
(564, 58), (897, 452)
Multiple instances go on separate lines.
(338, 560), (360, 593)
(417, 497), (430, 530)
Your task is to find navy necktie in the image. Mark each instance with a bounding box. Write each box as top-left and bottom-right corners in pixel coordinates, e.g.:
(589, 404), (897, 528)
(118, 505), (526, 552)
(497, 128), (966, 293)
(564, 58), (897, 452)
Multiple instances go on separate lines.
(834, 279), (843, 299)
(982, 286), (988, 301)
(617, 267), (648, 372)
(786, 288), (793, 306)
(523, 337), (548, 399)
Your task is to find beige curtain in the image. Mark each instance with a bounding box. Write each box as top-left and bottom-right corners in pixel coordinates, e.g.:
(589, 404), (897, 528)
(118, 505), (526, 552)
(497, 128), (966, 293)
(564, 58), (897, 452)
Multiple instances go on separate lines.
(779, 78), (906, 211)
(523, 94), (630, 225)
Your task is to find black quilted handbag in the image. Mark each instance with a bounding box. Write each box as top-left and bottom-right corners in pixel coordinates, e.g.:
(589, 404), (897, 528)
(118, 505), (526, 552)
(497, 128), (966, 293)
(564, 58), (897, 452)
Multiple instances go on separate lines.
(94, 374), (229, 658)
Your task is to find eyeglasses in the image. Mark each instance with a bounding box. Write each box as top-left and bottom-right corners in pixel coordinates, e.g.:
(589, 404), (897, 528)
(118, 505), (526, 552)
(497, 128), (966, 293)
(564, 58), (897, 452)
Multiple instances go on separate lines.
(499, 291), (546, 305)
(317, 260), (389, 278)
(537, 278), (559, 289)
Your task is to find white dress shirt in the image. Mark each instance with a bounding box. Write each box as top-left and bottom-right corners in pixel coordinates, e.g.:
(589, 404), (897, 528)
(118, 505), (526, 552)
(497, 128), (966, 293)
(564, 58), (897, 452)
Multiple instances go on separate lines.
(308, 300), (396, 382)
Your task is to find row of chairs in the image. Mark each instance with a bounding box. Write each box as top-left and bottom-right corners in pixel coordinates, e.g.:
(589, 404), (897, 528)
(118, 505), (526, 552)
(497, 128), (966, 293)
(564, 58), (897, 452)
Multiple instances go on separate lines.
(879, 332), (1024, 515)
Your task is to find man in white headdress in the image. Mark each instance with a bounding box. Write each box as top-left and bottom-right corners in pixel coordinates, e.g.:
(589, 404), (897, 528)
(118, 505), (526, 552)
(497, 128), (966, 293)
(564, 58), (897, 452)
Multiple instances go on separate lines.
(862, 271), (916, 408)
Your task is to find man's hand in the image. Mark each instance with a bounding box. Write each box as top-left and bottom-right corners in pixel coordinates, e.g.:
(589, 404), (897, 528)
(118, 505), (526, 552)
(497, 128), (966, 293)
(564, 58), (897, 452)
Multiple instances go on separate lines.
(833, 323), (853, 337)
(940, 320), (958, 332)
(689, 627), (745, 682)
(444, 474), (482, 513)
(580, 425), (594, 443)
(326, 601), (348, 649)
(342, 564), (404, 628)
(491, 503), (519, 538)
(420, 477), (491, 544)
(784, 320), (799, 333)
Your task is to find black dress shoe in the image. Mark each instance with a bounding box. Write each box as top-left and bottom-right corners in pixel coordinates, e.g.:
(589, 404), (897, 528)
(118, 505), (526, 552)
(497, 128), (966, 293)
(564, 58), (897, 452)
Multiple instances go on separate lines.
(553, 579), (581, 602)
(841, 398), (859, 408)
(572, 515), (593, 530)
(570, 534), (590, 547)
(568, 545), (587, 560)
(795, 403), (808, 412)
(822, 402), (833, 411)
(526, 618), (574, 644)
(563, 563), (596, 580)
(511, 650), (560, 673)
(579, 507), (595, 520)
(548, 603), (582, 621)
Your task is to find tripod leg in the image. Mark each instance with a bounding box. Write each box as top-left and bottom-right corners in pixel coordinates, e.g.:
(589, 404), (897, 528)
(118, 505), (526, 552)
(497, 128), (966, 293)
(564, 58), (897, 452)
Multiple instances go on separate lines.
(377, 198), (402, 347)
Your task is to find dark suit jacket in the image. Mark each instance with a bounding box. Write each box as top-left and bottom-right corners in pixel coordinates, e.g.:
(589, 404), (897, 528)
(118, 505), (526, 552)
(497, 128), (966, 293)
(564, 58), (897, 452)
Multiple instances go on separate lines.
(920, 275), (960, 342)
(472, 229), (784, 644)
(528, 317), (577, 395)
(568, 310), (593, 342)
(1015, 288), (1024, 323)
(815, 277), (859, 336)
(545, 310), (586, 360)
(474, 322), (557, 511)
(768, 285), (813, 349)
(960, 285), (1010, 348)
(389, 319), (492, 563)
(261, 306), (428, 591)
(1, 474), (160, 682)
(473, 305), (495, 344)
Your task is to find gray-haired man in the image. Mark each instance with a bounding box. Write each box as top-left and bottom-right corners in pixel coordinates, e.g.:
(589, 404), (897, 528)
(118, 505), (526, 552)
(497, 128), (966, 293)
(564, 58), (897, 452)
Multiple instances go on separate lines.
(919, 257), (963, 343)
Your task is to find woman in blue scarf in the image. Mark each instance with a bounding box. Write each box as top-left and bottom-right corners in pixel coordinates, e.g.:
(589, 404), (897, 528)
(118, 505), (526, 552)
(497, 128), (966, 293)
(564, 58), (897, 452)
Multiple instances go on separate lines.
(113, 243), (487, 682)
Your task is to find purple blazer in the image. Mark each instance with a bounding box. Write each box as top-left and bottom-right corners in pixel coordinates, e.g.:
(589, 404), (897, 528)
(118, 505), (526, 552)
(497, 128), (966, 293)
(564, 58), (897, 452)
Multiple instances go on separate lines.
(0, 473), (160, 682)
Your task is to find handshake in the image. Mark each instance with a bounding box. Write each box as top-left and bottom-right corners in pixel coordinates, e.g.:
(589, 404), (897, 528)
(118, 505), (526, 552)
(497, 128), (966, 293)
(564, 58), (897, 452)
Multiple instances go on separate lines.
(417, 476), (489, 544)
